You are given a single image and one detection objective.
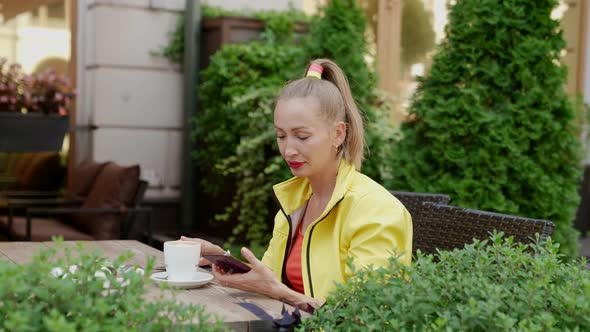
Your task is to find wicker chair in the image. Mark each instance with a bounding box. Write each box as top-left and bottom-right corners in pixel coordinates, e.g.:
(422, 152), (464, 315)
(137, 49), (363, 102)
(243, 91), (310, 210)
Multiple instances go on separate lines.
(413, 202), (555, 256)
(389, 191), (451, 217)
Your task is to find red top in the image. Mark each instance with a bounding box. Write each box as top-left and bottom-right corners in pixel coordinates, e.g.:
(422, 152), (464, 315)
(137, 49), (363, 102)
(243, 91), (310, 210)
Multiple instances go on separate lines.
(285, 223), (305, 294)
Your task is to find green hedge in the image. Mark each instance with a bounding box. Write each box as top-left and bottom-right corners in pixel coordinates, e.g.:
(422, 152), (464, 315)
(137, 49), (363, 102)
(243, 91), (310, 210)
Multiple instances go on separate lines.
(301, 233), (590, 331)
(0, 239), (225, 331)
(387, 0), (582, 258)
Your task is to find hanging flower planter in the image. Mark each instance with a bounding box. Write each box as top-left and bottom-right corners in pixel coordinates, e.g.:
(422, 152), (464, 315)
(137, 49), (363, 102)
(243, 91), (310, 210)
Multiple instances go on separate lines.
(0, 59), (74, 152)
(0, 112), (69, 151)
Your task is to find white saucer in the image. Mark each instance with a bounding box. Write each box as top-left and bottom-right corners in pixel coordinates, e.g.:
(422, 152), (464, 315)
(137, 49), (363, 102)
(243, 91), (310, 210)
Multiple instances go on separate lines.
(150, 271), (214, 289)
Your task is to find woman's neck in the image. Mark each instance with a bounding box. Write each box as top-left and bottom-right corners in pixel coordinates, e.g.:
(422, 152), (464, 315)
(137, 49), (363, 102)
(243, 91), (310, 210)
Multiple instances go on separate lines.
(307, 159), (340, 205)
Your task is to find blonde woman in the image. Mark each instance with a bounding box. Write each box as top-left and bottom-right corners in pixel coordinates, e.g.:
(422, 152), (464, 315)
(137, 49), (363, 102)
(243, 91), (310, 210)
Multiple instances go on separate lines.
(184, 59), (412, 311)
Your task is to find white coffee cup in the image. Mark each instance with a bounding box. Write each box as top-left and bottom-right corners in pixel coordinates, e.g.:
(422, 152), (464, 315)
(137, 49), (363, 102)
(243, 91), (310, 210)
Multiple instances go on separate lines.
(163, 240), (201, 281)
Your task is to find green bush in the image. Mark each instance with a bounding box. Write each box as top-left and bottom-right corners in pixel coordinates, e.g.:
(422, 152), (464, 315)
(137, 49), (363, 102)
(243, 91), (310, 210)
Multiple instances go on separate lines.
(301, 233), (590, 331)
(191, 1), (398, 248)
(0, 239), (225, 331)
(387, 0), (582, 258)
(193, 40), (303, 249)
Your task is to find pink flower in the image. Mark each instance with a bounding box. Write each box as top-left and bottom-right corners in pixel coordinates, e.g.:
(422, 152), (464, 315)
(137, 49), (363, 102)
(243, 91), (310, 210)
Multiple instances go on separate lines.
(0, 61), (74, 114)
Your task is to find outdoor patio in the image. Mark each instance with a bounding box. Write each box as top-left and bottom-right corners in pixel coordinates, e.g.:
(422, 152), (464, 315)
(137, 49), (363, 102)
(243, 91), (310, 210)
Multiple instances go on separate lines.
(2, 0), (590, 330)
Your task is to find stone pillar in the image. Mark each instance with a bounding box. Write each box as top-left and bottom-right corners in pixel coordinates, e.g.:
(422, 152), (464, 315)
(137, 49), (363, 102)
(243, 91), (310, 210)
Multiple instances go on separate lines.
(75, 0), (185, 199)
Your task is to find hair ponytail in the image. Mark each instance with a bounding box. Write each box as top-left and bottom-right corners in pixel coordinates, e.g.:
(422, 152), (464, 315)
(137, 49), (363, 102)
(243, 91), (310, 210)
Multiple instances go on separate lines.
(278, 58), (366, 170)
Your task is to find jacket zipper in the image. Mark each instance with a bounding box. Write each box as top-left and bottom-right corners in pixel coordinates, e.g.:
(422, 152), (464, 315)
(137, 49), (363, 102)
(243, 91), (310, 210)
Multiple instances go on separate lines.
(271, 190), (292, 284)
(305, 196), (345, 298)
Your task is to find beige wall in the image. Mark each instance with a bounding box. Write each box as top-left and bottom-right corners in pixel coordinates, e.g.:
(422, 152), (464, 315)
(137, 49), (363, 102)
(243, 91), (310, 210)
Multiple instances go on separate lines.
(562, 0), (585, 96)
(585, 0), (590, 102)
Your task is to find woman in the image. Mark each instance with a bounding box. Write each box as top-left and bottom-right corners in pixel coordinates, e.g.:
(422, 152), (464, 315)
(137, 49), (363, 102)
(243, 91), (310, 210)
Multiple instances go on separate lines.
(183, 59), (412, 311)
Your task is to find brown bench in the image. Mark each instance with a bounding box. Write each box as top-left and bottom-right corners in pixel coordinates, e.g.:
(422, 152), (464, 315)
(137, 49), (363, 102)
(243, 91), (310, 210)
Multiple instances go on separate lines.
(0, 152), (65, 192)
(0, 161), (152, 242)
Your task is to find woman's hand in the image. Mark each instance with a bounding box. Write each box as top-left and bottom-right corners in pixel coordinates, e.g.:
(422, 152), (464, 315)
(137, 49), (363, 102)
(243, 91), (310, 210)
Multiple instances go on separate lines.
(214, 247), (325, 312)
(212, 247), (284, 298)
(180, 236), (225, 266)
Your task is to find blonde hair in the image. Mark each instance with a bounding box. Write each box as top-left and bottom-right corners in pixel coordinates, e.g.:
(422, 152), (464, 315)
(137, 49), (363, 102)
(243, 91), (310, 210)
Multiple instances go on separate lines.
(276, 59), (365, 170)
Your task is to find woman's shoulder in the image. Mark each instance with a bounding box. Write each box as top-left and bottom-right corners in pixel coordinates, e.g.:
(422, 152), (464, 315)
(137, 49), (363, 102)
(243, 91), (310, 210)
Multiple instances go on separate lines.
(349, 172), (392, 196)
(346, 172), (403, 208)
(340, 173), (410, 232)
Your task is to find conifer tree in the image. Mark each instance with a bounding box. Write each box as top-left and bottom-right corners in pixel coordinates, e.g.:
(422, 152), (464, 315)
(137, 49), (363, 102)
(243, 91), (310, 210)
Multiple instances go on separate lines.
(388, 0), (582, 258)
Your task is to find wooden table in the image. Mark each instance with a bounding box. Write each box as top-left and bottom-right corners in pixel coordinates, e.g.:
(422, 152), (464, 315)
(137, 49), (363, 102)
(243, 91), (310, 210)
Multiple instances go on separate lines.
(0, 240), (295, 331)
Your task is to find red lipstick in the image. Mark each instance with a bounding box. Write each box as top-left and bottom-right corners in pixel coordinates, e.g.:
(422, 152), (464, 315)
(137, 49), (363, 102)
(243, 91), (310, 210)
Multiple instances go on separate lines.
(288, 161), (304, 169)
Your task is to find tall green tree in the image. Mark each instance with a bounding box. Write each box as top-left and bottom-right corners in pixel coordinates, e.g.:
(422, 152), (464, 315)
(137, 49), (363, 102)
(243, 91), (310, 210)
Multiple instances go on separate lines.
(388, 0), (582, 258)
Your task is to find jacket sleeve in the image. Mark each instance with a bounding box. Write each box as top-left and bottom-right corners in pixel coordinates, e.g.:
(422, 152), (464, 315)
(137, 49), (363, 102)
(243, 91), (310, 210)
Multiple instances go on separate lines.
(344, 196), (413, 277)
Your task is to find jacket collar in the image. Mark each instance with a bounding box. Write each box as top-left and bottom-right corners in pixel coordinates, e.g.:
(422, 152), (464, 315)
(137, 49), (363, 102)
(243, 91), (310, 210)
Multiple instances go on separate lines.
(272, 159), (356, 216)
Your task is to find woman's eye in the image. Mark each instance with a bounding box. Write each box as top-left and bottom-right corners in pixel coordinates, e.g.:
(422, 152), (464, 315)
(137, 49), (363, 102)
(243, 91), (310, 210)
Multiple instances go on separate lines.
(298, 136), (309, 141)
(277, 135), (286, 140)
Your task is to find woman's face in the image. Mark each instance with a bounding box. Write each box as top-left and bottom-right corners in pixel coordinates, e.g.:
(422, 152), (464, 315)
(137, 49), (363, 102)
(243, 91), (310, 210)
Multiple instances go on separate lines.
(274, 96), (345, 178)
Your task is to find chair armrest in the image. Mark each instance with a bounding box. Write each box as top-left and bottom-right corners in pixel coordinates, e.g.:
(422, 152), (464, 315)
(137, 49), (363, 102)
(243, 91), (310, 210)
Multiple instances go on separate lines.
(24, 207), (153, 241)
(4, 190), (63, 198)
(0, 175), (17, 183)
(7, 198), (83, 208)
(4, 199), (85, 240)
(26, 206), (152, 215)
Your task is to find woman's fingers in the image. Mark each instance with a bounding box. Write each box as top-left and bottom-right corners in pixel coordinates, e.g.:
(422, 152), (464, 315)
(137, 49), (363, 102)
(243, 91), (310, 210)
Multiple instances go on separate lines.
(199, 257), (212, 266)
(240, 247), (262, 267)
(179, 236), (225, 256)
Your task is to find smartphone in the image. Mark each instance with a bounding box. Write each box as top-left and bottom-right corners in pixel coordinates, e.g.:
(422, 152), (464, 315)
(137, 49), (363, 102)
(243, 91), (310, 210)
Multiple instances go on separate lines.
(202, 254), (251, 274)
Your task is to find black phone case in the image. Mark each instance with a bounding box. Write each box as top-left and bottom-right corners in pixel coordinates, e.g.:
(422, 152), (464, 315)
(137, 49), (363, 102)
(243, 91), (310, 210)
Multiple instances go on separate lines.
(202, 254), (251, 273)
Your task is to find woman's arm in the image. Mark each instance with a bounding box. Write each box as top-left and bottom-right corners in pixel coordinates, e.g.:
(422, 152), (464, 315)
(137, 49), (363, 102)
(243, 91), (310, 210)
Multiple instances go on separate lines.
(213, 247), (324, 312)
(345, 201), (413, 275)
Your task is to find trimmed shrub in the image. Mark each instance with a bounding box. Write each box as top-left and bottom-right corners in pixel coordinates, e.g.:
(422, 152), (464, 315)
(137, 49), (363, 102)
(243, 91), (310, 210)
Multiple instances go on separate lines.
(0, 239), (225, 331)
(301, 233), (590, 331)
(387, 0), (582, 258)
(192, 26), (303, 249)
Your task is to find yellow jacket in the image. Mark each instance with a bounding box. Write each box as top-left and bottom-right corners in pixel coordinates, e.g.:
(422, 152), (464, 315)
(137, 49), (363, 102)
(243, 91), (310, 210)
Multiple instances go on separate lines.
(261, 160), (412, 300)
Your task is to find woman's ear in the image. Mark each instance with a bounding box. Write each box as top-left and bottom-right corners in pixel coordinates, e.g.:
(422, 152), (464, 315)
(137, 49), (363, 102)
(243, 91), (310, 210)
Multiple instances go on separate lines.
(333, 121), (346, 148)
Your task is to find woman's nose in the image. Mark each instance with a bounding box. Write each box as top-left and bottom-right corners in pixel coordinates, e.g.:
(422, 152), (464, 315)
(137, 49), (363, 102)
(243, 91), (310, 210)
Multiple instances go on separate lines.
(283, 139), (298, 157)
